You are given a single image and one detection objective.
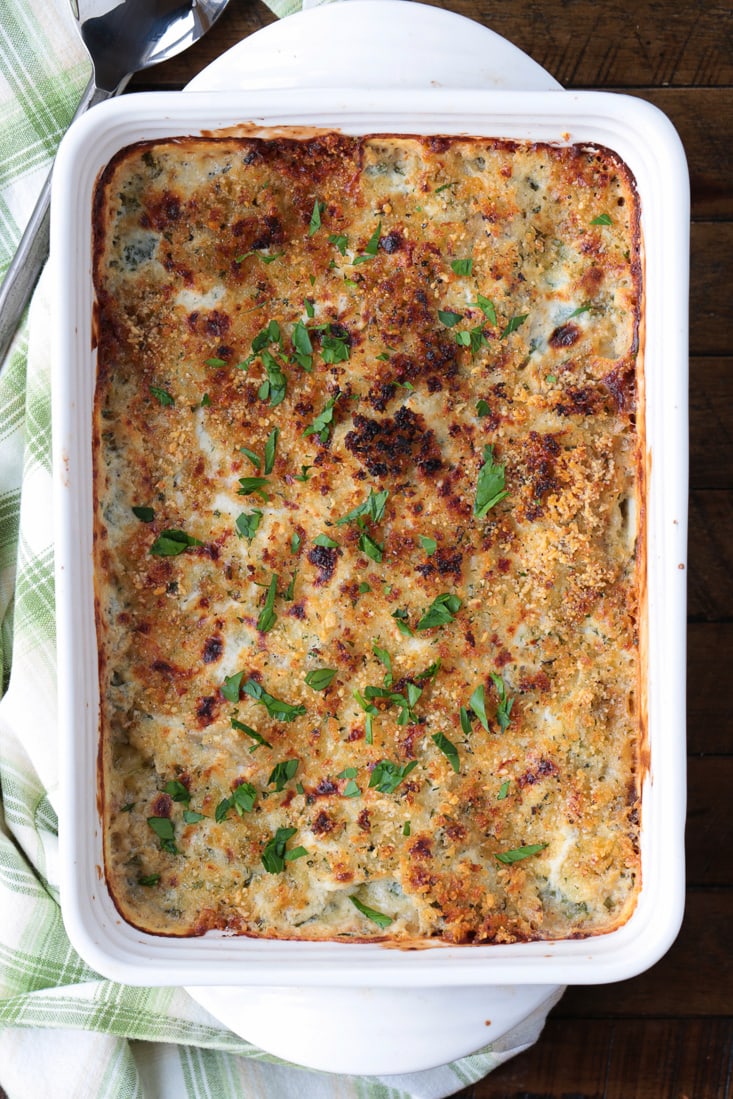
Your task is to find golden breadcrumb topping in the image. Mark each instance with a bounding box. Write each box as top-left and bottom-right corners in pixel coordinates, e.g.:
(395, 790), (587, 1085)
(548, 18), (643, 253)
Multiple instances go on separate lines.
(93, 133), (643, 943)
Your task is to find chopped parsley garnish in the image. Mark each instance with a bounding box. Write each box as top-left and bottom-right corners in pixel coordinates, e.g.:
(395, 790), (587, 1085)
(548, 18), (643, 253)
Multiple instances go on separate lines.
(264, 427), (279, 474)
(328, 232), (348, 255)
(291, 531), (301, 554)
(432, 732), (460, 773)
(353, 221), (381, 263)
(262, 826), (305, 873)
(163, 780), (190, 804)
(314, 533), (339, 548)
(268, 758), (300, 792)
(256, 574), (278, 634)
(320, 328), (350, 364)
(495, 843), (548, 865)
(336, 487), (389, 527)
(416, 592), (461, 631)
(372, 641), (393, 688)
(291, 320), (313, 372)
(308, 199), (325, 236)
(237, 476), (270, 501)
(472, 294), (497, 325)
(147, 817), (177, 854)
(490, 672), (514, 731)
(358, 531), (384, 563)
(215, 782), (257, 822)
(434, 181), (457, 194)
(438, 309), (462, 328)
(231, 716), (272, 751)
(294, 465), (313, 482)
(353, 690), (378, 744)
(304, 298), (315, 319)
(349, 895), (393, 929)
(369, 758), (417, 794)
(132, 506), (155, 523)
(205, 357), (227, 368)
(221, 671), (243, 703)
(451, 257), (473, 276)
(403, 821), (411, 836)
(476, 399), (490, 417)
(358, 582), (372, 594)
(304, 395), (338, 443)
(497, 780), (511, 800)
(242, 677), (306, 722)
(590, 212), (613, 226)
(546, 374), (557, 384)
(419, 535), (437, 555)
(474, 444), (508, 518)
(468, 684), (490, 733)
(149, 385), (174, 406)
(392, 608), (413, 637)
(500, 314), (529, 340)
(138, 874), (160, 886)
(364, 682), (422, 726)
(235, 510), (262, 540)
(416, 659), (441, 681)
(568, 301), (592, 318)
(258, 350), (288, 407)
(284, 572), (297, 601)
(240, 446), (261, 470)
(183, 810), (206, 823)
(149, 529), (202, 557)
(338, 767), (358, 780)
(343, 779), (361, 798)
(304, 667), (337, 691)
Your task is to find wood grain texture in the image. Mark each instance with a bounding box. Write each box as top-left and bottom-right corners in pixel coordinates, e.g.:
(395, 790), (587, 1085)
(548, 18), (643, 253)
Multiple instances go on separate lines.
(687, 623), (733, 753)
(688, 492), (733, 621)
(690, 358), (733, 489)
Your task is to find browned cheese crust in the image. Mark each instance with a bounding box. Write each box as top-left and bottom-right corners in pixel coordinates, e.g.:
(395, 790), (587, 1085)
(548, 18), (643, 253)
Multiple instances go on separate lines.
(92, 133), (643, 943)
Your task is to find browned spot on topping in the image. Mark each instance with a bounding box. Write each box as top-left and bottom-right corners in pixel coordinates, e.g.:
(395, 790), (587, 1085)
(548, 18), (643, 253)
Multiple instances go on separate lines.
(308, 544), (339, 585)
(549, 322), (580, 349)
(151, 793), (172, 817)
(344, 407), (442, 478)
(145, 190), (181, 229)
(196, 696), (218, 726)
(497, 557), (511, 573)
(205, 310), (230, 338)
(517, 758), (559, 788)
(380, 230), (403, 253)
(288, 602), (306, 619)
(410, 836), (433, 859)
(603, 363), (635, 413)
(357, 808), (371, 832)
(367, 382), (396, 411)
(556, 387), (600, 417)
(426, 376), (443, 393)
(436, 550), (463, 578)
(312, 810), (335, 835)
(315, 778), (338, 797)
(202, 636), (223, 664)
(495, 649), (512, 669)
(444, 820), (467, 841)
(347, 725), (364, 742)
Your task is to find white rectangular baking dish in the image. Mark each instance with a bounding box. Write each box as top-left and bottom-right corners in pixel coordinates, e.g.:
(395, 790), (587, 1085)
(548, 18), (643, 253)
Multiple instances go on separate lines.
(52, 88), (688, 987)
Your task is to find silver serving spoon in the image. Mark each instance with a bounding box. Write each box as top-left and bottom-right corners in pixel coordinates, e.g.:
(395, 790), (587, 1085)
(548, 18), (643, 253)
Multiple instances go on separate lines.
(0, 0), (232, 368)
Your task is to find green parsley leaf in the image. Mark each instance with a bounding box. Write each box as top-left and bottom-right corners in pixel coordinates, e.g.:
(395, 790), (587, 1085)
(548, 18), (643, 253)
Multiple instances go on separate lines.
(455, 330), (471, 347)
(495, 843), (548, 865)
(546, 374), (557, 384)
(353, 689), (378, 744)
(369, 759), (417, 794)
(416, 659), (441, 681)
(469, 684), (490, 733)
(304, 298), (315, 319)
(138, 874), (160, 886)
(259, 251), (284, 265)
(497, 780), (511, 800)
(256, 575), (278, 634)
(231, 716), (272, 751)
(460, 706), (473, 736)
(403, 821), (411, 836)
(216, 782), (257, 822)
(149, 385), (174, 406)
(476, 399), (490, 418)
(291, 319), (313, 372)
(291, 531), (301, 554)
(349, 894), (393, 929)
(490, 672), (514, 731)
(321, 329), (350, 364)
(451, 257), (473, 276)
(235, 510), (262, 540)
(262, 826), (299, 873)
(419, 535), (437, 555)
(314, 533), (339, 548)
(358, 531), (384, 563)
(205, 357), (227, 368)
(149, 529), (202, 557)
(264, 427), (279, 475)
(472, 294), (497, 325)
(242, 677), (306, 722)
(260, 350), (288, 407)
(309, 199), (325, 236)
(372, 641), (393, 688)
(335, 488), (389, 527)
(438, 309), (462, 328)
(392, 608), (413, 637)
(183, 809), (206, 823)
(328, 233), (348, 255)
(120, 803), (135, 813)
(343, 779), (361, 798)
(132, 506), (155, 523)
(240, 446), (261, 470)
(147, 817), (177, 854)
(416, 592), (461, 631)
(590, 213), (613, 226)
(338, 767), (358, 779)
(500, 314), (529, 340)
(358, 582), (372, 594)
(268, 758), (300, 792)
(395, 379), (415, 392)
(163, 780), (190, 804)
(237, 476), (270, 501)
(304, 395), (338, 443)
(284, 571), (297, 601)
(432, 732), (460, 773)
(474, 444), (508, 518)
(294, 465), (313, 482)
(201, 393), (211, 407)
(568, 302), (592, 318)
(304, 667), (337, 691)
(353, 221), (382, 263)
(434, 181), (457, 194)
(221, 671), (243, 703)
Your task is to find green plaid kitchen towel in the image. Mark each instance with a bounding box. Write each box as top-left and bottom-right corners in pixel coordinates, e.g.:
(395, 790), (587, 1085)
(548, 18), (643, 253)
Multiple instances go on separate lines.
(0, 2), (562, 1095)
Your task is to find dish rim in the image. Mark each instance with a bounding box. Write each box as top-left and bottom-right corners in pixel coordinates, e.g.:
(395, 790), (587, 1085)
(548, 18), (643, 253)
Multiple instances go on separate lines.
(52, 86), (688, 987)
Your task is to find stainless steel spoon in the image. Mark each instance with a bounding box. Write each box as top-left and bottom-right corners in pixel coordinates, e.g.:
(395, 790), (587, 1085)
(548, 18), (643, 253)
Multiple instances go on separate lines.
(0, 0), (232, 368)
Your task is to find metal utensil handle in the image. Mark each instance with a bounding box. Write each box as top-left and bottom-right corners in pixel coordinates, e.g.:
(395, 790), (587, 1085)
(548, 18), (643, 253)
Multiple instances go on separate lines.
(0, 77), (111, 369)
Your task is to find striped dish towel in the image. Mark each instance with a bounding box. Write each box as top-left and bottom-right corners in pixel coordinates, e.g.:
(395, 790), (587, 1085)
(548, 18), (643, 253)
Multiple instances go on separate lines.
(0, 2), (560, 1095)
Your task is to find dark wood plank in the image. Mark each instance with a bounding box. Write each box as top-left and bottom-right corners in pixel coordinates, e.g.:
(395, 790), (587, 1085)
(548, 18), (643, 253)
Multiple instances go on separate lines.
(467, 1017), (733, 1098)
(688, 491), (733, 621)
(133, 0), (733, 90)
(691, 224), (733, 358)
(687, 758), (733, 886)
(557, 890), (732, 1018)
(691, 358), (733, 490)
(687, 624), (733, 754)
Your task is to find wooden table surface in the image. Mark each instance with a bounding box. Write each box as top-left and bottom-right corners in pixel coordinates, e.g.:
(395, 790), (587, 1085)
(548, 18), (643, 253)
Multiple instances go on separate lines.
(133, 1), (731, 1095)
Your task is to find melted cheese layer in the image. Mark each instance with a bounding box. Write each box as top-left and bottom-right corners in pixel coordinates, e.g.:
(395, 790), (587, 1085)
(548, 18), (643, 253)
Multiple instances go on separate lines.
(93, 133), (643, 943)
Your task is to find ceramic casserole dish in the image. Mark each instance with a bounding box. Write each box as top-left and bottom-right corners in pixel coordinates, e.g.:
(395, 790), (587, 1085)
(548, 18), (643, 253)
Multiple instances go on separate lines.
(52, 87), (688, 988)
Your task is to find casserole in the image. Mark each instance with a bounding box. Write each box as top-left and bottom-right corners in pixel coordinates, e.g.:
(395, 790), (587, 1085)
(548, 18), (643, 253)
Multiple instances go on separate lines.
(53, 87), (688, 987)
